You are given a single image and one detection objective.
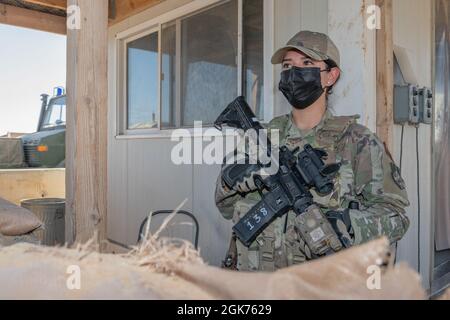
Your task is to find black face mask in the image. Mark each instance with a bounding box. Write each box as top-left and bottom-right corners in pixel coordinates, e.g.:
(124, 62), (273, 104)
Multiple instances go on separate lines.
(279, 67), (328, 110)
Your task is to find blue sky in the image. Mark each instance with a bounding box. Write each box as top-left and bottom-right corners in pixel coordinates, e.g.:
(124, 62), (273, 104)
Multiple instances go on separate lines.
(0, 24), (66, 136)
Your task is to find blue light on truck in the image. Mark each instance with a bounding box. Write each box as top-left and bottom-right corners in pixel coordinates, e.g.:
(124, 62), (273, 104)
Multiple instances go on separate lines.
(54, 87), (65, 97)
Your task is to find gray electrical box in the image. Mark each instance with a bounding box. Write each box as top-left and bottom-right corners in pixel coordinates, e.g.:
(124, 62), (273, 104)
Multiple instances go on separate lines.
(394, 84), (420, 125)
(419, 87), (433, 124)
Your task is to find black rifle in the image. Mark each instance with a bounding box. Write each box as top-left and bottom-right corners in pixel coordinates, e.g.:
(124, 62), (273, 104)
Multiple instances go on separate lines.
(215, 97), (343, 255)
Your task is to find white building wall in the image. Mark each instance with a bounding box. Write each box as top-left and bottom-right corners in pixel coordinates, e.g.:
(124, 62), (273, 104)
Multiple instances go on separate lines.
(328, 0), (377, 129)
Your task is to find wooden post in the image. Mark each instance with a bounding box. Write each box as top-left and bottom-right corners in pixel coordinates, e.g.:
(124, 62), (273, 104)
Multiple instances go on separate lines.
(66, 0), (108, 246)
(376, 0), (394, 151)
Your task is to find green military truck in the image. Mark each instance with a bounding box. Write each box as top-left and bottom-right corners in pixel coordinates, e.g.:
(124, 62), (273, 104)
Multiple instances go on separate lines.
(0, 91), (66, 169)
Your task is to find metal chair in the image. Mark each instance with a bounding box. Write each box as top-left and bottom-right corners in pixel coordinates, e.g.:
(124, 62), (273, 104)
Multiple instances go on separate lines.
(137, 210), (199, 249)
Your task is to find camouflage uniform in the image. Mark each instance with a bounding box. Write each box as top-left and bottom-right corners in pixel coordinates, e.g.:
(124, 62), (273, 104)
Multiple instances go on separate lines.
(215, 110), (410, 272)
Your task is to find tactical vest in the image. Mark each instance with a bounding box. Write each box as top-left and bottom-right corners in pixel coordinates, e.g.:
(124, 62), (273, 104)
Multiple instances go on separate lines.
(229, 112), (360, 272)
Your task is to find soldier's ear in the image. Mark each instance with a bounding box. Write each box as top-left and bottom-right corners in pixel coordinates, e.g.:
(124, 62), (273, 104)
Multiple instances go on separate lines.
(326, 67), (341, 87)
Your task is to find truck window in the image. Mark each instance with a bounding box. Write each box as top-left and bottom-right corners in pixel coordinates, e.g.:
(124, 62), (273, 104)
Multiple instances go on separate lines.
(42, 97), (66, 130)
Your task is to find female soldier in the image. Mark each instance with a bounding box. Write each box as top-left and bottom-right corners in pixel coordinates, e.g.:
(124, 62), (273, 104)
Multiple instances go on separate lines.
(215, 31), (410, 272)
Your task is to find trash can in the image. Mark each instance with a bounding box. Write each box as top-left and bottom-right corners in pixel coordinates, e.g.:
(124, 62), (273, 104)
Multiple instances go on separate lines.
(21, 198), (65, 246)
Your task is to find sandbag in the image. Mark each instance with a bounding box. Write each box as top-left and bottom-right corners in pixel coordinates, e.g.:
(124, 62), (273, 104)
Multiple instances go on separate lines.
(0, 239), (209, 300)
(0, 236), (434, 300)
(170, 238), (426, 300)
(0, 232), (41, 247)
(0, 197), (43, 236)
(0, 138), (26, 169)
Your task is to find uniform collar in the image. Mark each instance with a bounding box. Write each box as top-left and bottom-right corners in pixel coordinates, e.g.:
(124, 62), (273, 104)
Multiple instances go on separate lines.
(285, 109), (334, 140)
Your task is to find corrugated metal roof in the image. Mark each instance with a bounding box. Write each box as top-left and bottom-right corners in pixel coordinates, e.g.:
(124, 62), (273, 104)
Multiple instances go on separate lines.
(0, 0), (66, 17)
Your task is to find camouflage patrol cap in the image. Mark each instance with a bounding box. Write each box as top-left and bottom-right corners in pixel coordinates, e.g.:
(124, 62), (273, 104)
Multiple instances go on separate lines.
(271, 31), (340, 68)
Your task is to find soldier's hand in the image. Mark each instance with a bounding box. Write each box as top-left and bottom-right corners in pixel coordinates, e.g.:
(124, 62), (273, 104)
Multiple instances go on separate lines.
(221, 163), (260, 194)
(221, 151), (264, 194)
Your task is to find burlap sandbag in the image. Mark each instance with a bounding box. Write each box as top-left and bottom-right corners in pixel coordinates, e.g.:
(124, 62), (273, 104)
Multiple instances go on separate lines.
(0, 232), (41, 247)
(0, 197), (42, 236)
(0, 237), (210, 300)
(170, 238), (427, 300)
(0, 235), (435, 300)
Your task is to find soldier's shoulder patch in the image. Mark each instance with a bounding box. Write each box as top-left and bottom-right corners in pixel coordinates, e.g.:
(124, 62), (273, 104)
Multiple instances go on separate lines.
(346, 123), (373, 138)
(390, 163), (406, 190)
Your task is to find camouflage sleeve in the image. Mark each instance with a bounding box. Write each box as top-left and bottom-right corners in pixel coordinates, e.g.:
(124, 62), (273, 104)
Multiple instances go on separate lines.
(214, 173), (241, 220)
(347, 125), (410, 245)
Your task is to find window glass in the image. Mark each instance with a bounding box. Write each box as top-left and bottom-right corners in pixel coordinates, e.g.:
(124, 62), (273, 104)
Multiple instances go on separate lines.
(243, 0), (264, 119)
(161, 0), (238, 128)
(42, 97), (66, 130)
(181, 0), (238, 127)
(127, 32), (159, 130)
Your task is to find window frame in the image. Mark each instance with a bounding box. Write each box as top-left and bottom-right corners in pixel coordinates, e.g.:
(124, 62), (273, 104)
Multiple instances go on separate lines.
(115, 0), (274, 139)
(122, 27), (161, 134)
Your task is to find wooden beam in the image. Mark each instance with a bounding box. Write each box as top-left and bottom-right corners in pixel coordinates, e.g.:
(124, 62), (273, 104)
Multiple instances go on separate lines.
(22, 0), (67, 10)
(0, 3), (66, 34)
(17, 0), (163, 25)
(66, 0), (108, 246)
(376, 0), (394, 151)
(109, 0), (162, 24)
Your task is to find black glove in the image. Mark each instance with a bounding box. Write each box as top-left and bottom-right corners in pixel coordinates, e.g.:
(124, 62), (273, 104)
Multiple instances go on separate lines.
(222, 167), (259, 193)
(221, 153), (261, 194)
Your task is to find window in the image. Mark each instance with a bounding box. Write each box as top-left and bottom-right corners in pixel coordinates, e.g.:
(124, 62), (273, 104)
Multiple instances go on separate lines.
(127, 32), (159, 130)
(121, 0), (265, 133)
(42, 97), (66, 130)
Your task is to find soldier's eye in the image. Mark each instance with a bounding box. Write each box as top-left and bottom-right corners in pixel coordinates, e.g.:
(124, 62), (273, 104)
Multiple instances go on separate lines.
(282, 63), (292, 70)
(303, 60), (313, 66)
